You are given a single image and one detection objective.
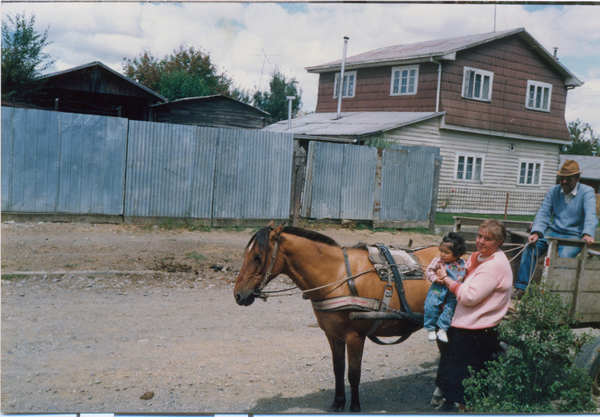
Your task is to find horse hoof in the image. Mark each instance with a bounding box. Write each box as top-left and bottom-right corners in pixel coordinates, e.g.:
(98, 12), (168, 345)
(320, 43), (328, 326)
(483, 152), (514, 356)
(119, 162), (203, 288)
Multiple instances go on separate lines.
(350, 405), (361, 413)
(328, 403), (344, 412)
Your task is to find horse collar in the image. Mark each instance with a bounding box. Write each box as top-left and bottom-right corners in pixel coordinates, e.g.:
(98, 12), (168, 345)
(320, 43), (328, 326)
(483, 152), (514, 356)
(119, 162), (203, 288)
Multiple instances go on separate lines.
(256, 240), (280, 293)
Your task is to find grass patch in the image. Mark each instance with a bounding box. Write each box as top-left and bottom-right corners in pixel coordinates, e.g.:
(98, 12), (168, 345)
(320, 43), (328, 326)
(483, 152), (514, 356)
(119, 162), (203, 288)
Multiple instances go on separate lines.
(2, 274), (27, 281)
(64, 264), (78, 268)
(186, 252), (206, 262)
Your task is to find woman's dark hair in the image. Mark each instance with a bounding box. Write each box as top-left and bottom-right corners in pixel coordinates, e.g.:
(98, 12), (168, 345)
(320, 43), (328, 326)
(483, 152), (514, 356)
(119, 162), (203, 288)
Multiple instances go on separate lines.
(441, 231), (467, 258)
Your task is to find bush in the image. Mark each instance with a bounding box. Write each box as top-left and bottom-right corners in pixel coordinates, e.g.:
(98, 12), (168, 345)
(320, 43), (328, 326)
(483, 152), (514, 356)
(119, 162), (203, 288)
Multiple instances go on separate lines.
(463, 283), (596, 413)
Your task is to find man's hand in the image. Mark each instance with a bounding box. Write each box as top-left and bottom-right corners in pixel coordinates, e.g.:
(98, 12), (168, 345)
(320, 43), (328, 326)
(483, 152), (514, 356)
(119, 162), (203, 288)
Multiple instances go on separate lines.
(528, 233), (539, 244)
(582, 234), (595, 246)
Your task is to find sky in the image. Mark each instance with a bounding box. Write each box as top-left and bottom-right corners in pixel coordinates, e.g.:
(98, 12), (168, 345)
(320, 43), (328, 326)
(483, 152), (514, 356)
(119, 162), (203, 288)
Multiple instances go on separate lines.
(2, 2), (600, 135)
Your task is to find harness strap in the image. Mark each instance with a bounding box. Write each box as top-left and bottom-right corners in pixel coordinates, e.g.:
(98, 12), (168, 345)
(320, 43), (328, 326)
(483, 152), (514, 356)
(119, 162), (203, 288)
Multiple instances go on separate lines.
(367, 244), (424, 345)
(256, 240), (280, 293)
(343, 248), (359, 297)
(375, 244), (414, 316)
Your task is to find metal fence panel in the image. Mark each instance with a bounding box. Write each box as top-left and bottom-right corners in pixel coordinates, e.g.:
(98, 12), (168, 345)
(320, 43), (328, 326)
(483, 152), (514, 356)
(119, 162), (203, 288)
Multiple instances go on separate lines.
(379, 146), (437, 222)
(125, 121), (218, 218)
(1, 107), (128, 215)
(303, 142), (438, 223)
(303, 142), (378, 220)
(212, 129), (293, 219)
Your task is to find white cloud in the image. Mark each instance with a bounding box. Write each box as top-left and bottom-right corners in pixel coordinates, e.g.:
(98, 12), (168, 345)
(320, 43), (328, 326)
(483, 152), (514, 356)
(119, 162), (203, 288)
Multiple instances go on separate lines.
(2, 2), (598, 130)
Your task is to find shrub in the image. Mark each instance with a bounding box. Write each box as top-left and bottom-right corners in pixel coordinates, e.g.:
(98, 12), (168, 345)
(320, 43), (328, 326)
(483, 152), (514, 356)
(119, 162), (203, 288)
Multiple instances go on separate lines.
(463, 282), (596, 413)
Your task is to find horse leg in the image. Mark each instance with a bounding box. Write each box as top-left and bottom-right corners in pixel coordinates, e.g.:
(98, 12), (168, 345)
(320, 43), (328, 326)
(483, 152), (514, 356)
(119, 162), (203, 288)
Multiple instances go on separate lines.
(326, 334), (347, 412)
(346, 333), (366, 412)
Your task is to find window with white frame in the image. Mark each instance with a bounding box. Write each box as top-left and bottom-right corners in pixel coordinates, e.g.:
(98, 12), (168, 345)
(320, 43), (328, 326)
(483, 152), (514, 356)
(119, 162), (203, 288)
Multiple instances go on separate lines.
(390, 65), (419, 96)
(333, 71), (356, 98)
(526, 80), (552, 112)
(518, 160), (543, 186)
(455, 153), (484, 182)
(462, 67), (493, 101)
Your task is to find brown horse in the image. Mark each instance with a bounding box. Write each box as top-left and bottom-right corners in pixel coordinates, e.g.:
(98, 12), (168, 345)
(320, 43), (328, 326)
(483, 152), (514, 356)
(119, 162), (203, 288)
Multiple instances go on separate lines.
(233, 223), (439, 412)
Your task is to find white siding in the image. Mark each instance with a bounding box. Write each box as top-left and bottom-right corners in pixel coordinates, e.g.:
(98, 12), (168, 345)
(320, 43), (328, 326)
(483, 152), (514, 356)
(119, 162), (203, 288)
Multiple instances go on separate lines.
(381, 118), (561, 193)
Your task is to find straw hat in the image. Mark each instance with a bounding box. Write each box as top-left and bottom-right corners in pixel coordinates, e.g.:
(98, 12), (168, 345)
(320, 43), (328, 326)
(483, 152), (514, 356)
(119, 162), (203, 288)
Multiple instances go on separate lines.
(557, 160), (582, 176)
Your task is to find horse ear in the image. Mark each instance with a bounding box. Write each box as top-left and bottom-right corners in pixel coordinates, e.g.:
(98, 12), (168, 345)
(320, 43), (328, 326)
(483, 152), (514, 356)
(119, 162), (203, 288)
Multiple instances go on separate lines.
(266, 220), (275, 228)
(270, 223), (285, 242)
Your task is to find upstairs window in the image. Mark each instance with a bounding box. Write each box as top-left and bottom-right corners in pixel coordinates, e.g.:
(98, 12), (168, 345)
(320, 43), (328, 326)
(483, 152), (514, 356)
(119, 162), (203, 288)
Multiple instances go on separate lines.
(518, 160), (543, 186)
(526, 80), (552, 112)
(455, 153), (484, 182)
(390, 65), (419, 95)
(462, 67), (493, 102)
(334, 71), (356, 98)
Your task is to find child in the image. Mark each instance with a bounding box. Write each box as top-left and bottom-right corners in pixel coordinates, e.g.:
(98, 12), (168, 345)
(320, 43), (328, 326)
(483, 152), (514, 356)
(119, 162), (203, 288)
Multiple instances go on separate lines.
(424, 232), (467, 343)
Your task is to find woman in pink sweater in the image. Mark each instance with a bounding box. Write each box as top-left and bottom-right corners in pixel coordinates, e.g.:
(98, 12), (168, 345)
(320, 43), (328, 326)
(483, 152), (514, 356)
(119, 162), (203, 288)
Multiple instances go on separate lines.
(432, 219), (512, 411)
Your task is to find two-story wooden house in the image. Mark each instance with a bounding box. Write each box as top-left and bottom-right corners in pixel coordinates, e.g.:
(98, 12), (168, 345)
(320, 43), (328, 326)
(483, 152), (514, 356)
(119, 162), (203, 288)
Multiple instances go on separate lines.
(264, 28), (583, 216)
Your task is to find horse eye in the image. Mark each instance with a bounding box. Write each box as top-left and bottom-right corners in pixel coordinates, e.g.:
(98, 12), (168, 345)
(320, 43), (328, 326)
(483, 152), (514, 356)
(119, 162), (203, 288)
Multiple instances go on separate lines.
(254, 254), (262, 264)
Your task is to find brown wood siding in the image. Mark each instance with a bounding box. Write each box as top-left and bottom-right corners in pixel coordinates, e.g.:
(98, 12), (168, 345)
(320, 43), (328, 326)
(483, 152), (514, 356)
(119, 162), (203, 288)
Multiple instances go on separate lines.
(440, 36), (570, 140)
(154, 99), (267, 129)
(315, 63), (439, 113)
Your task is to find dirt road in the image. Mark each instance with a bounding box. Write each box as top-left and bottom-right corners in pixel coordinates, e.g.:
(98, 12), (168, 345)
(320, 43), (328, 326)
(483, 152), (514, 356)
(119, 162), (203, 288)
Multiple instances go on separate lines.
(2, 221), (444, 413)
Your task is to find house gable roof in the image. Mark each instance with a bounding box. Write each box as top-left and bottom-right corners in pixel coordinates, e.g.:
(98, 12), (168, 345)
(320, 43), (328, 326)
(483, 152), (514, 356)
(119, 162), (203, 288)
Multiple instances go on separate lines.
(262, 111), (444, 139)
(40, 61), (167, 102)
(306, 28), (581, 87)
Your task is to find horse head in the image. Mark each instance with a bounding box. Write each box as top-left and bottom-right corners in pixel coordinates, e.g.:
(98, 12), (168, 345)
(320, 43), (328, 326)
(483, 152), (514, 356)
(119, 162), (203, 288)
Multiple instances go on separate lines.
(234, 221), (285, 306)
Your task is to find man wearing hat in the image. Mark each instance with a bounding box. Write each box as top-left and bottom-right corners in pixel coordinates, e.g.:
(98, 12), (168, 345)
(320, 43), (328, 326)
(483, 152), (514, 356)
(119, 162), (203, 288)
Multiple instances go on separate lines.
(512, 159), (598, 299)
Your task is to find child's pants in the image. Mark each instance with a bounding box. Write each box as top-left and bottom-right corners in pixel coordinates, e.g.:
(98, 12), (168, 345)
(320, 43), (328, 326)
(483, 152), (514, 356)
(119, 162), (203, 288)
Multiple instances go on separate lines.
(424, 283), (457, 331)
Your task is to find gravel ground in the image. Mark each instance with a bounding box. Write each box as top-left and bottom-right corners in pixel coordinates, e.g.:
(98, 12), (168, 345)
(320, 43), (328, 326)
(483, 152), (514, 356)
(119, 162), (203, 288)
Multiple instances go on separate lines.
(2, 221), (445, 414)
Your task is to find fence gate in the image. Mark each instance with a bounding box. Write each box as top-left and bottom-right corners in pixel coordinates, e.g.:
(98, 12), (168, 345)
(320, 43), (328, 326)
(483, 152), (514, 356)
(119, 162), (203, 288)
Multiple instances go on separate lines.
(1, 107), (128, 216)
(302, 141), (440, 228)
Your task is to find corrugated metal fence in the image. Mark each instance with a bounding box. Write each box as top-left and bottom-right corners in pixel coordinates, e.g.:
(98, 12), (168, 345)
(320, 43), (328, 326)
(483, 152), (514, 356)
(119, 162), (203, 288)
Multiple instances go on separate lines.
(302, 141), (441, 227)
(2, 107), (129, 215)
(2, 108), (293, 223)
(2, 107), (440, 227)
(125, 121), (293, 221)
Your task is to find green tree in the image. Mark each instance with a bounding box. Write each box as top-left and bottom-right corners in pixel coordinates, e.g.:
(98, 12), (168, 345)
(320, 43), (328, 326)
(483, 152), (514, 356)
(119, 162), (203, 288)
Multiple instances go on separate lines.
(563, 119), (599, 156)
(123, 45), (248, 103)
(1, 12), (54, 100)
(463, 282), (595, 413)
(252, 68), (302, 124)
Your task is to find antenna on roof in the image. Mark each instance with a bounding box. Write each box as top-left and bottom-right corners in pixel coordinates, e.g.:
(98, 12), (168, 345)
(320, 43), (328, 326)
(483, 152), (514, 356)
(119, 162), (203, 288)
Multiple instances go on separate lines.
(494, 4), (497, 32)
(251, 48), (280, 91)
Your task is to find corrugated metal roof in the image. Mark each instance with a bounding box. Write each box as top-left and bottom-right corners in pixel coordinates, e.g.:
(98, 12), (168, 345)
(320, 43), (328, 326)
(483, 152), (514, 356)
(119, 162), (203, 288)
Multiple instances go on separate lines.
(151, 94), (269, 115)
(559, 155), (600, 180)
(262, 111), (444, 137)
(306, 28), (581, 86)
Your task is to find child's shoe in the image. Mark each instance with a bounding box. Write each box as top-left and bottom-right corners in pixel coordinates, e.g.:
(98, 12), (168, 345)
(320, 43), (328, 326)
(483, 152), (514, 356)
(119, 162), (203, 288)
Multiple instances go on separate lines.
(430, 386), (444, 407)
(427, 330), (437, 341)
(437, 329), (448, 343)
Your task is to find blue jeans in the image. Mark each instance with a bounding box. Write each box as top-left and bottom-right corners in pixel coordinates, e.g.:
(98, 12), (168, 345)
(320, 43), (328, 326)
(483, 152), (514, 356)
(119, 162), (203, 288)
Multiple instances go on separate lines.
(515, 229), (582, 290)
(424, 283), (457, 332)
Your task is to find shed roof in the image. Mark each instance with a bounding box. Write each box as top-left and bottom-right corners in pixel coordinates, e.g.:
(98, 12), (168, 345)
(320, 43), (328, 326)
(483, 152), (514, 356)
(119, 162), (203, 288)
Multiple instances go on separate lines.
(40, 61), (167, 102)
(559, 155), (600, 180)
(307, 28), (581, 87)
(151, 94), (269, 115)
(262, 111), (444, 139)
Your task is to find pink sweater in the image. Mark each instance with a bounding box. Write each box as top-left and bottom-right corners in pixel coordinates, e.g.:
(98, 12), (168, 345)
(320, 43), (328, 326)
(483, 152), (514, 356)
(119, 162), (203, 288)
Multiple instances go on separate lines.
(448, 250), (512, 329)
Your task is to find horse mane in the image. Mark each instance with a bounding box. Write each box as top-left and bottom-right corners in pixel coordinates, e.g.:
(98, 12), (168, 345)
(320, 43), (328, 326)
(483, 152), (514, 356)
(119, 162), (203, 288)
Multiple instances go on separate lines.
(282, 226), (340, 247)
(247, 225), (341, 258)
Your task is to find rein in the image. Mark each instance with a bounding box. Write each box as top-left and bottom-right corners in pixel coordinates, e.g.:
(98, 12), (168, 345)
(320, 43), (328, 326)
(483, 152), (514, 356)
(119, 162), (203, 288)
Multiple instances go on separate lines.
(253, 242), (530, 301)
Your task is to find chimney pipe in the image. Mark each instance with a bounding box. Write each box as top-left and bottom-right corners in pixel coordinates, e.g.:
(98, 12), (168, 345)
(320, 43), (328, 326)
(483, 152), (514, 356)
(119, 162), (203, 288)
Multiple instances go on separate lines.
(553, 47), (558, 59)
(337, 36), (349, 119)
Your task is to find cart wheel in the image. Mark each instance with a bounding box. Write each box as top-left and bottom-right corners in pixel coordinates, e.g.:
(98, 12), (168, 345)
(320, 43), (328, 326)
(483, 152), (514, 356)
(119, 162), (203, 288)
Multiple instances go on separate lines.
(575, 335), (600, 405)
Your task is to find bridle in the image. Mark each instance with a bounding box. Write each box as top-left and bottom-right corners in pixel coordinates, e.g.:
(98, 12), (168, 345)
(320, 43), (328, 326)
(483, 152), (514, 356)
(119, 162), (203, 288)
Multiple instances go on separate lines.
(253, 239), (280, 300)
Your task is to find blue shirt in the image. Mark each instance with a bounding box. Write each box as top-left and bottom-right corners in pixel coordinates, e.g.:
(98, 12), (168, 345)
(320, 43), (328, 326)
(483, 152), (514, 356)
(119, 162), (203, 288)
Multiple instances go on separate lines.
(532, 183), (598, 238)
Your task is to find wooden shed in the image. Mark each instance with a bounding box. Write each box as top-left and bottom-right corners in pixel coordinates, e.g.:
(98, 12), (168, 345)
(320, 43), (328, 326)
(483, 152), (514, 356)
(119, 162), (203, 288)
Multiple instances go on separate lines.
(151, 95), (269, 129)
(34, 61), (166, 120)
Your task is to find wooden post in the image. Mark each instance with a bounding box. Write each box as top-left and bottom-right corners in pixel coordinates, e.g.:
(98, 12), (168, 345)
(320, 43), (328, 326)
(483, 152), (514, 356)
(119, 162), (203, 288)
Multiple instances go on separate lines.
(55, 98), (59, 111)
(504, 192), (509, 220)
(290, 141), (306, 227)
